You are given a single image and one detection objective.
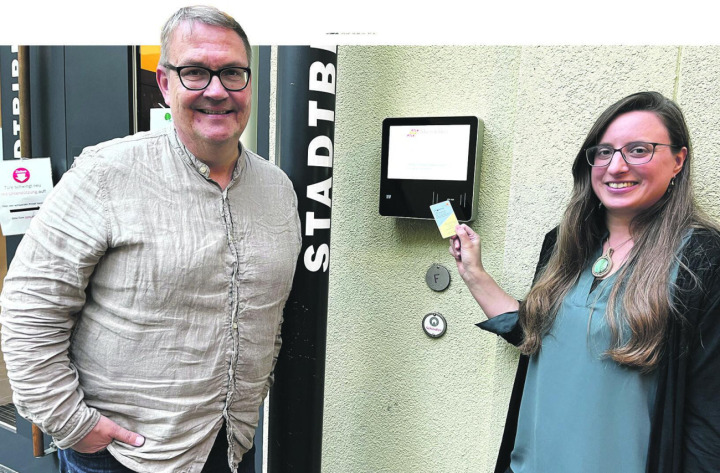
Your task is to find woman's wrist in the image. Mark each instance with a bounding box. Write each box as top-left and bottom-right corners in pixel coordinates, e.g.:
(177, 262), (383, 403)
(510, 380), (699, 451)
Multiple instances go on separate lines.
(462, 265), (489, 288)
(463, 268), (519, 318)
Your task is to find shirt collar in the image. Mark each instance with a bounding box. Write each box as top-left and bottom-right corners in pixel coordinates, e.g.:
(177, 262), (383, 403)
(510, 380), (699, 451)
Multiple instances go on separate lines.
(168, 126), (246, 183)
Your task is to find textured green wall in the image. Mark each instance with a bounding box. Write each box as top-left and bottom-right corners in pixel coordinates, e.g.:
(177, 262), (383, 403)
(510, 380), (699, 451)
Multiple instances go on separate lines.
(322, 46), (720, 472)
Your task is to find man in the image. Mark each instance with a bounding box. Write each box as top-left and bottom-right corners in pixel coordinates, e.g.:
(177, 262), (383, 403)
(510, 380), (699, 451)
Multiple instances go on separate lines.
(0, 6), (301, 473)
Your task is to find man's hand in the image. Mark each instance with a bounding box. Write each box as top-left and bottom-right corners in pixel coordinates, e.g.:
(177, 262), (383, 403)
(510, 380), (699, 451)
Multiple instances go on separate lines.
(72, 415), (145, 453)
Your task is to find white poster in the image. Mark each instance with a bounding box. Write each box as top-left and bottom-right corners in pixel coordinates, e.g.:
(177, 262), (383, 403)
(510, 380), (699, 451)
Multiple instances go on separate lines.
(0, 158), (53, 236)
(150, 108), (173, 131)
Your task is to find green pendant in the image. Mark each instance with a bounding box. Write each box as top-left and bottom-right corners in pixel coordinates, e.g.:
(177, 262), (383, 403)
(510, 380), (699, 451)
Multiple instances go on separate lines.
(592, 257), (610, 277)
(591, 247), (614, 278)
(592, 247), (614, 278)
(592, 237), (634, 278)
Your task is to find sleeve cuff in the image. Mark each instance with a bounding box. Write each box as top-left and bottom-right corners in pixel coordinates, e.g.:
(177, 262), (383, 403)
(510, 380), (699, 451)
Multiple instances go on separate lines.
(476, 311), (519, 334)
(476, 311), (523, 346)
(49, 406), (101, 450)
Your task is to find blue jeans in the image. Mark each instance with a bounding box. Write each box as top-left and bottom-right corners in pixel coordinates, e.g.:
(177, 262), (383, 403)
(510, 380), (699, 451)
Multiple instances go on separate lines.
(58, 449), (134, 473)
(58, 423), (255, 473)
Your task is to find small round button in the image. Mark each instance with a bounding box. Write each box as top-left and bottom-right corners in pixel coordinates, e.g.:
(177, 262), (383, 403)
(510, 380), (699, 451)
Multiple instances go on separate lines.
(422, 312), (447, 338)
(425, 264), (450, 292)
(199, 164), (209, 175)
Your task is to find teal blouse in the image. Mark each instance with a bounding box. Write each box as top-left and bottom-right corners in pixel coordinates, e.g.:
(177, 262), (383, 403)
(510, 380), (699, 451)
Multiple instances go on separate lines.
(483, 245), (684, 473)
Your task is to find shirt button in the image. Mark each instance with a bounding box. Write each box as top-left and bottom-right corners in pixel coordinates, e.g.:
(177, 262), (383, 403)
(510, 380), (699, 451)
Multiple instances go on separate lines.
(199, 164), (208, 174)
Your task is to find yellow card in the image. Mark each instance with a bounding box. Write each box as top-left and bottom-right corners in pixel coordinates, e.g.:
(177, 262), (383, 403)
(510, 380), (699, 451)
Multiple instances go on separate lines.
(430, 201), (459, 238)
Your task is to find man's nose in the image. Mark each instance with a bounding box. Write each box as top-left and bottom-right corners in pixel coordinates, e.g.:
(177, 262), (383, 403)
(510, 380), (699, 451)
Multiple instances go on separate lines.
(203, 75), (228, 98)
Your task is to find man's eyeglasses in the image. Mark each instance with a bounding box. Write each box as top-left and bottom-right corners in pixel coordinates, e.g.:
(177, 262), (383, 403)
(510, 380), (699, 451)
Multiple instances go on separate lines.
(585, 142), (676, 167)
(164, 64), (251, 92)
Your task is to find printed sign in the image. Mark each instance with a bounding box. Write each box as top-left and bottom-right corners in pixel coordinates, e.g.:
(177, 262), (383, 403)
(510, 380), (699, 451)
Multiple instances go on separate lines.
(0, 158), (53, 235)
(150, 108), (173, 131)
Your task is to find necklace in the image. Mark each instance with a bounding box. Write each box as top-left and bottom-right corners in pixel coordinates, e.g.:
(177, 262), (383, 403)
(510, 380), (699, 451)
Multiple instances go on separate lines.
(591, 236), (633, 278)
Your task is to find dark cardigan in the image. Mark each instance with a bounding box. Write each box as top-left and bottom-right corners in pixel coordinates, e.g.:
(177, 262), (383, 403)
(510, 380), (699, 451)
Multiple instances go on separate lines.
(481, 227), (720, 473)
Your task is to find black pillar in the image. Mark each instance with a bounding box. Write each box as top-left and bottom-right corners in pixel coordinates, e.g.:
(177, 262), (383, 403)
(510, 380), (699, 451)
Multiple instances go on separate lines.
(269, 45), (337, 473)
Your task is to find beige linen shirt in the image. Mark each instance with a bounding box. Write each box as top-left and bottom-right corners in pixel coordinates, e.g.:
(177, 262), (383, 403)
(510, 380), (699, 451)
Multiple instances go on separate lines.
(0, 126), (301, 472)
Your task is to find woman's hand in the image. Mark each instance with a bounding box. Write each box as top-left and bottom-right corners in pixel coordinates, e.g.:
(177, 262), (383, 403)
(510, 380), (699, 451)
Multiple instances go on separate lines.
(449, 224), (519, 319)
(449, 224), (485, 282)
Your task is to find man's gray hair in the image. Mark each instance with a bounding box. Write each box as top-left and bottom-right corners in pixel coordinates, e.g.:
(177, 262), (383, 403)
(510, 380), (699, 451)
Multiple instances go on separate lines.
(159, 5), (252, 66)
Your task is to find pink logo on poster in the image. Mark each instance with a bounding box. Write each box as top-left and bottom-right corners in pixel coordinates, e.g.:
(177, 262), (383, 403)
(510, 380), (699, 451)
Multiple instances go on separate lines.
(13, 168), (30, 183)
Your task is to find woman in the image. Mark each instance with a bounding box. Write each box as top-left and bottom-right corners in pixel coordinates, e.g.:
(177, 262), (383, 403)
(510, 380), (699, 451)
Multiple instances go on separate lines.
(450, 91), (720, 473)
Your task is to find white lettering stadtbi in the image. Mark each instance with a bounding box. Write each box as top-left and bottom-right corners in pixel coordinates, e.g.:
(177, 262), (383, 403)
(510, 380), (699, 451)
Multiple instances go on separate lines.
(303, 47), (336, 273)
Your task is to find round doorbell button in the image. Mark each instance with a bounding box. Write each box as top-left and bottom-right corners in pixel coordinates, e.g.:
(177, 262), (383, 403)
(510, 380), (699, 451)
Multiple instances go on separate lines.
(422, 312), (447, 338)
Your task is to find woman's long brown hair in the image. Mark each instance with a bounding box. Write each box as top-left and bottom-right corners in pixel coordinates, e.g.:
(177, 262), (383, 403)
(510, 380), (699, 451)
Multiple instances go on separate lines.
(518, 91), (716, 371)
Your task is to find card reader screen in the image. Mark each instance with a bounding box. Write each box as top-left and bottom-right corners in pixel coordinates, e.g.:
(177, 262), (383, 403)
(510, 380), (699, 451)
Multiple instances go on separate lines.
(387, 124), (470, 181)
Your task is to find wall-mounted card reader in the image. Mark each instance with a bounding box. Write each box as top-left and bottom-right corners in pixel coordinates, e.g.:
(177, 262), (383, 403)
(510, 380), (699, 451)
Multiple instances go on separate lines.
(379, 116), (483, 221)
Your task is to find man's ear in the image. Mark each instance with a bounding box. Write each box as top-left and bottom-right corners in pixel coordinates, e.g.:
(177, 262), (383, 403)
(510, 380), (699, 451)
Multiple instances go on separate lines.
(157, 66), (171, 106)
